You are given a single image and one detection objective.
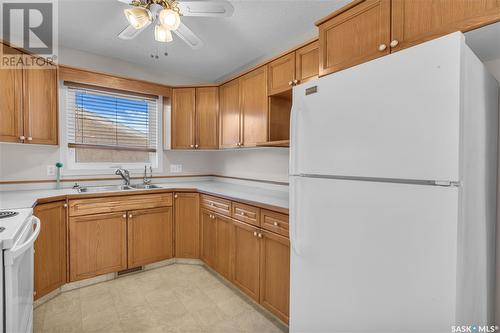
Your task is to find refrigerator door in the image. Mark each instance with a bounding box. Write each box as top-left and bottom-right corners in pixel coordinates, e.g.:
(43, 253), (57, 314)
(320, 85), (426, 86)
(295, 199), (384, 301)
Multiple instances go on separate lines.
(290, 33), (463, 182)
(289, 176), (459, 333)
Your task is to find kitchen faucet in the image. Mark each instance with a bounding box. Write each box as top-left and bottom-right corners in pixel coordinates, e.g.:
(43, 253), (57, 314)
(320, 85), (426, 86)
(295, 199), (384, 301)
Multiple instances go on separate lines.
(115, 168), (131, 186)
(143, 165), (153, 185)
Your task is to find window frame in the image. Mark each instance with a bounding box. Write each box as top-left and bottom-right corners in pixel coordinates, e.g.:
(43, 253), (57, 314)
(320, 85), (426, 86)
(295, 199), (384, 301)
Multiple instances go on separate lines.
(59, 83), (164, 176)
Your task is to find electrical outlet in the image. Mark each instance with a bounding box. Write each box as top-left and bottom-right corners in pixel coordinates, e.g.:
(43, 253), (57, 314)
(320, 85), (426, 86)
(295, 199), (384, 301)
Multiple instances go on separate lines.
(170, 164), (182, 173)
(47, 165), (56, 176)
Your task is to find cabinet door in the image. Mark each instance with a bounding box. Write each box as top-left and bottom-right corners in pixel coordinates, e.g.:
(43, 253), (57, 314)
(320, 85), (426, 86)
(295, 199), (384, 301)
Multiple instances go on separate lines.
(391, 0), (500, 52)
(215, 214), (233, 280)
(232, 220), (260, 301)
(200, 209), (217, 269)
(219, 80), (241, 148)
(318, 0), (391, 76)
(295, 41), (319, 84)
(128, 207), (173, 268)
(259, 230), (290, 323)
(172, 88), (196, 149)
(174, 193), (200, 258)
(268, 52), (295, 95)
(69, 212), (127, 281)
(0, 45), (23, 143)
(23, 56), (58, 145)
(240, 66), (268, 147)
(196, 87), (219, 149)
(34, 201), (66, 300)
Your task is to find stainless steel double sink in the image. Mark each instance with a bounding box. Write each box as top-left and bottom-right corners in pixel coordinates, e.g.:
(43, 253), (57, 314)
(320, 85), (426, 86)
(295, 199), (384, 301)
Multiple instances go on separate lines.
(77, 184), (161, 193)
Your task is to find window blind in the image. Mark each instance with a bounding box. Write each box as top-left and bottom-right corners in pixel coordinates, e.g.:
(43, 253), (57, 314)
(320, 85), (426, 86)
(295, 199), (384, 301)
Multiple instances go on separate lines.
(66, 86), (158, 152)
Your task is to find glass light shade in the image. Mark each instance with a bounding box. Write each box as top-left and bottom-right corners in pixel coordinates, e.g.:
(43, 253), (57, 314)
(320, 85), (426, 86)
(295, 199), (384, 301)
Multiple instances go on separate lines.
(154, 25), (173, 42)
(159, 9), (180, 30)
(124, 7), (152, 29)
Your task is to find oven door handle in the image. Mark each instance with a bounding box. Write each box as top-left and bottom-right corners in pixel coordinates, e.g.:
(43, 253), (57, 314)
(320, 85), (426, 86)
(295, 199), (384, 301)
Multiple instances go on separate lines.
(5, 216), (40, 265)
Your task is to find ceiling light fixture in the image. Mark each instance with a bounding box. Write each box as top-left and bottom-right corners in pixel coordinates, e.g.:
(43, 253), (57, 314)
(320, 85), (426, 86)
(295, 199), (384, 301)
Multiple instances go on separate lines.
(159, 8), (181, 30)
(124, 7), (153, 29)
(154, 24), (173, 42)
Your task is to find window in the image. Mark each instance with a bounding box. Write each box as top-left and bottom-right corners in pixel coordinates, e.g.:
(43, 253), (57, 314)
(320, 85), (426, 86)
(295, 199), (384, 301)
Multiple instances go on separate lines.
(63, 84), (161, 172)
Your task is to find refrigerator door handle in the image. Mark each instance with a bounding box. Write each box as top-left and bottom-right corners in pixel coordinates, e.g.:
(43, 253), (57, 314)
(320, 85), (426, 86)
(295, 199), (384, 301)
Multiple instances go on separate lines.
(289, 92), (300, 176)
(290, 178), (301, 255)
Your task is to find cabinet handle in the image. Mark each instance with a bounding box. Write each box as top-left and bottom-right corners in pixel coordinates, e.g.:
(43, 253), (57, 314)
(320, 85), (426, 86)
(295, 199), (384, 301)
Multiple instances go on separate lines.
(288, 81), (293, 86)
(378, 44), (387, 51)
(63, 203), (68, 208)
(253, 231), (257, 237)
(27, 137), (33, 141)
(195, 144), (199, 148)
(19, 136), (25, 141)
(122, 214), (126, 218)
(174, 194), (178, 199)
(258, 233), (263, 238)
(293, 79), (299, 85)
(273, 222), (278, 227)
(390, 40), (399, 48)
(190, 144), (194, 148)
(129, 214), (132, 218)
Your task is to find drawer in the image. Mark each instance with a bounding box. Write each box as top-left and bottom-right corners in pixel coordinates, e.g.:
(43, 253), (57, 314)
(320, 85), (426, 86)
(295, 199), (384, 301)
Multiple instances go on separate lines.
(261, 209), (289, 238)
(69, 193), (173, 217)
(200, 195), (231, 216)
(232, 202), (260, 227)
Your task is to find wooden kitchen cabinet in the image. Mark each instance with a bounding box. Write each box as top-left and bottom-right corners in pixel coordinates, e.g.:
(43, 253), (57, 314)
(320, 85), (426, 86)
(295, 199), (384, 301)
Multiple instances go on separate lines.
(174, 193), (200, 258)
(0, 46), (58, 145)
(232, 219), (260, 301)
(240, 66), (268, 147)
(219, 79), (241, 148)
(0, 45), (23, 143)
(127, 207), (173, 268)
(215, 214), (233, 280)
(200, 209), (217, 269)
(171, 88), (196, 149)
(172, 87), (219, 149)
(34, 201), (67, 299)
(317, 0), (391, 76)
(268, 52), (296, 95)
(196, 87), (219, 149)
(295, 41), (319, 84)
(22, 56), (58, 145)
(259, 230), (290, 323)
(391, 0), (500, 52)
(69, 212), (127, 281)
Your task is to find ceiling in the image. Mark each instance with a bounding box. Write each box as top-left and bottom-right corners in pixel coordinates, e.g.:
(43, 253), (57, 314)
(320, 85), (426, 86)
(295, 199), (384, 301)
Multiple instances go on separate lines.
(57, 0), (349, 85)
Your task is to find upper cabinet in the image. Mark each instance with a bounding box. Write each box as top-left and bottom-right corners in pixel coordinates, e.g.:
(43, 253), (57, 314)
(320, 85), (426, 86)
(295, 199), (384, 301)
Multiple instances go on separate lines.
(391, 0), (500, 51)
(317, 0), (500, 76)
(0, 46), (58, 145)
(240, 66), (268, 147)
(171, 87), (219, 150)
(219, 79), (241, 149)
(317, 0), (391, 77)
(268, 52), (296, 95)
(295, 41), (319, 84)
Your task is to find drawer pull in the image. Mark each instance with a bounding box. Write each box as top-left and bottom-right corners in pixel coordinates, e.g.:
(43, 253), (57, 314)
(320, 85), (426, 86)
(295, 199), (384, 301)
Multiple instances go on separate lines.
(258, 233), (263, 238)
(129, 214), (132, 218)
(122, 214), (126, 218)
(253, 231), (257, 237)
(273, 222), (279, 226)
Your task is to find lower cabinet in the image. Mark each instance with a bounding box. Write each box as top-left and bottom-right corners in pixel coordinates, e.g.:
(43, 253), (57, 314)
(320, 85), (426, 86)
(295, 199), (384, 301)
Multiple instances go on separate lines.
(174, 193), (200, 258)
(259, 230), (290, 323)
(200, 209), (217, 268)
(215, 214), (233, 280)
(34, 201), (67, 300)
(69, 212), (128, 282)
(128, 207), (173, 268)
(232, 220), (261, 301)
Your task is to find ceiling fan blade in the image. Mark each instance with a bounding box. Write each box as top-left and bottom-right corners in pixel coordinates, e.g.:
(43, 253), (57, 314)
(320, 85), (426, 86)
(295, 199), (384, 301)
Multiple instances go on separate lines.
(177, 0), (234, 17)
(173, 22), (204, 49)
(118, 23), (150, 40)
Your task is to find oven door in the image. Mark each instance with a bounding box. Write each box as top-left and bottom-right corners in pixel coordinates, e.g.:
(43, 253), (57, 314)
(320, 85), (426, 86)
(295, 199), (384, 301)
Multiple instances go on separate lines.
(4, 216), (40, 333)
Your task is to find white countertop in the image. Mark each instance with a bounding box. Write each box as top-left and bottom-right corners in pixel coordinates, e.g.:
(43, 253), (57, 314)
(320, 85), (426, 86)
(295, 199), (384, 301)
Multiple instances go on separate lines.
(0, 180), (289, 211)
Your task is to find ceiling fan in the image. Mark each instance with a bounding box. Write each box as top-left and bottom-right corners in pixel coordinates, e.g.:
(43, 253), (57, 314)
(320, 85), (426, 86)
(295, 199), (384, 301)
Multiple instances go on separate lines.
(117, 0), (234, 50)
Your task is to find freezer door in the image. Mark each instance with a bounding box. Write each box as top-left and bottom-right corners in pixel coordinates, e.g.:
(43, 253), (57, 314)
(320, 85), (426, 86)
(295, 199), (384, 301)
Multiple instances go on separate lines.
(290, 33), (463, 182)
(289, 176), (459, 333)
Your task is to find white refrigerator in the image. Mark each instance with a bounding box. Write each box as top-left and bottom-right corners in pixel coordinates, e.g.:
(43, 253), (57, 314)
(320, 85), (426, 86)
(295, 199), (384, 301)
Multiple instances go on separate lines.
(289, 32), (498, 333)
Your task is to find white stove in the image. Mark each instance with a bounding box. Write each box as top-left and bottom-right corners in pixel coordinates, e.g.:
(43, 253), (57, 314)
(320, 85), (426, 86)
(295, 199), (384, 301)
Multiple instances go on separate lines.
(0, 208), (40, 333)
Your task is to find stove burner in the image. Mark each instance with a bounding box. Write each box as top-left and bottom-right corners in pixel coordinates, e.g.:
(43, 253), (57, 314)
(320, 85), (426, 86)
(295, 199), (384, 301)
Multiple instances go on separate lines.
(0, 211), (18, 219)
